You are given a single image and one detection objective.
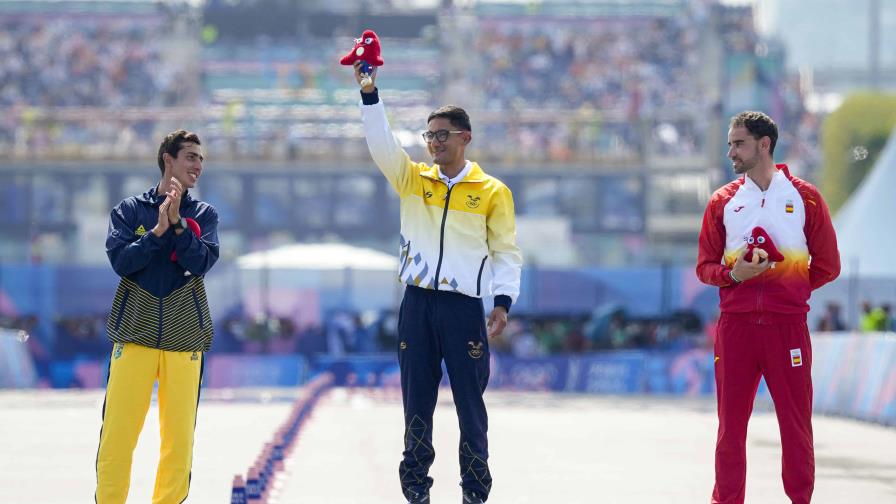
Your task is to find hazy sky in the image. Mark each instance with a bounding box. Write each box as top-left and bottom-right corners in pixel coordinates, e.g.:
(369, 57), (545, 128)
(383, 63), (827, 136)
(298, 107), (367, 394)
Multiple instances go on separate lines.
(738, 0), (896, 71)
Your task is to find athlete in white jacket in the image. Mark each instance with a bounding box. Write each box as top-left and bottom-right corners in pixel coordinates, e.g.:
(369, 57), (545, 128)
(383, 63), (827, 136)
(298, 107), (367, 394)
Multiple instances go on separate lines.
(354, 61), (522, 504)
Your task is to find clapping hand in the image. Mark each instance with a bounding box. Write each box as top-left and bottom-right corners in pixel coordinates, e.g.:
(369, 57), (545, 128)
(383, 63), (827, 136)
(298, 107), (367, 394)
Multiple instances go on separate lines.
(165, 177), (183, 228)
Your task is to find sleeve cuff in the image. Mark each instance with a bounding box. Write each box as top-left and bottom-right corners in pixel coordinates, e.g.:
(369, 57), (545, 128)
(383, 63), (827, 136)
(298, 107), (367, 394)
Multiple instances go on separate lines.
(494, 295), (512, 313)
(145, 229), (165, 247)
(360, 88), (379, 105)
(727, 269), (742, 286)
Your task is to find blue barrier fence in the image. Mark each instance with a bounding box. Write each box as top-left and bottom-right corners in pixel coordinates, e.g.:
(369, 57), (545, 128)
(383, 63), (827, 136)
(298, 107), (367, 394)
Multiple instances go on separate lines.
(2, 333), (893, 425)
(0, 263), (721, 346)
(810, 332), (896, 425)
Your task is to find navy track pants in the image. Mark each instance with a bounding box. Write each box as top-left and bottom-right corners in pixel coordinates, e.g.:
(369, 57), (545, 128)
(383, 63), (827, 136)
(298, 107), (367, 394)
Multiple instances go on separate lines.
(397, 285), (492, 500)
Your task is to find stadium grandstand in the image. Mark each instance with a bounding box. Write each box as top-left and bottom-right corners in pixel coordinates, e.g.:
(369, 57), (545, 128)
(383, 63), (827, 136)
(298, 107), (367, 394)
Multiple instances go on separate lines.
(0, 0), (816, 265)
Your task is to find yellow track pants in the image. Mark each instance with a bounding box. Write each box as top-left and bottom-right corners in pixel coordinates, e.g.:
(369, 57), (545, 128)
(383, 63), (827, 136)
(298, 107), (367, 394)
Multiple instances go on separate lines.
(95, 342), (203, 504)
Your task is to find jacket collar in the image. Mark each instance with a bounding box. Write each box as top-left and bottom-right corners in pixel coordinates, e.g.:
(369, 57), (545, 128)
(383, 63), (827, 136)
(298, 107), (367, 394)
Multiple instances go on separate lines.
(775, 163), (791, 179)
(138, 185), (194, 206)
(742, 163), (790, 192)
(421, 161), (488, 185)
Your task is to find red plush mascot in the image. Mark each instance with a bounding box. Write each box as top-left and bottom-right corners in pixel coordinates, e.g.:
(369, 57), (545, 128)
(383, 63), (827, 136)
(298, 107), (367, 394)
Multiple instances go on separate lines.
(340, 29), (383, 87)
(744, 226), (785, 263)
(170, 217), (201, 262)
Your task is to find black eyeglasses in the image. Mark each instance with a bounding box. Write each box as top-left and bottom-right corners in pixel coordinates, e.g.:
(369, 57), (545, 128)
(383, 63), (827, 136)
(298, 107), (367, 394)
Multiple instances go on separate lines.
(422, 129), (465, 143)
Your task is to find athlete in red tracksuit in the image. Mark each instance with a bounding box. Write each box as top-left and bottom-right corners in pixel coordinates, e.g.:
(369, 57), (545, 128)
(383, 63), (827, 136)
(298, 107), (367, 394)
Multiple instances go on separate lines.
(697, 111), (840, 504)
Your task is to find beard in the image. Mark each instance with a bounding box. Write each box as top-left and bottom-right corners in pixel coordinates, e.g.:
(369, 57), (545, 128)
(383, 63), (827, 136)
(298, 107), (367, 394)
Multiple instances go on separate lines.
(732, 149), (759, 174)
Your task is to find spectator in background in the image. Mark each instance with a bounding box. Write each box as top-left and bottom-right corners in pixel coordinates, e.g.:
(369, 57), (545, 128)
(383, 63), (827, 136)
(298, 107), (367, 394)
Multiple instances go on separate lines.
(55, 314), (110, 359)
(879, 304), (892, 332)
(215, 311), (247, 353)
(296, 322), (327, 356)
(373, 310), (399, 352)
(859, 301), (876, 332)
(268, 317), (298, 354)
(507, 320), (541, 357)
(325, 311), (357, 356)
(534, 320), (565, 353)
(859, 301), (888, 332)
(351, 313), (376, 353)
(584, 305), (627, 349)
(815, 302), (845, 332)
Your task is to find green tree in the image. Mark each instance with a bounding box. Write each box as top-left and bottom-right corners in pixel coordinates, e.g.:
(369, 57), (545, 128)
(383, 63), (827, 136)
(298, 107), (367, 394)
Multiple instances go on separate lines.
(820, 93), (896, 214)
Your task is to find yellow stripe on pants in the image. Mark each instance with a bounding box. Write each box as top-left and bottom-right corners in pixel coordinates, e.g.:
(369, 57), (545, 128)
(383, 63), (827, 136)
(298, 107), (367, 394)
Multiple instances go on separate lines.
(95, 342), (203, 504)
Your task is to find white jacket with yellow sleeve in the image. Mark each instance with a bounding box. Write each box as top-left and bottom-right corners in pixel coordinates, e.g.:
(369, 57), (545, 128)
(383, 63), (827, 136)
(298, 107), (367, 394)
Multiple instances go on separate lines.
(360, 95), (522, 311)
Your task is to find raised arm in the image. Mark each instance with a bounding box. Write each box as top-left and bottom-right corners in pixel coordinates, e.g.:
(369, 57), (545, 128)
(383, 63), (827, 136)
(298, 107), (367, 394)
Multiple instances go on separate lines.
(354, 61), (421, 196)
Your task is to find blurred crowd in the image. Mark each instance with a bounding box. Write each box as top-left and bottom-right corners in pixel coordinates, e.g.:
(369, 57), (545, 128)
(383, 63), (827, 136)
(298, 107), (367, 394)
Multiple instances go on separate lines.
(475, 18), (700, 113)
(490, 309), (707, 356)
(0, 11), (195, 157)
(3, 307), (708, 366)
(0, 17), (185, 108)
(472, 15), (704, 162)
(813, 301), (896, 333)
(6, 299), (889, 365)
(0, 1), (819, 168)
(212, 308), (708, 358)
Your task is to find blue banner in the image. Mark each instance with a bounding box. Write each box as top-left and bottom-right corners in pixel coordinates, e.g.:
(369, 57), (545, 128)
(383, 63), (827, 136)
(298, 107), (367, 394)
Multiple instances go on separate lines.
(310, 354), (399, 386)
(571, 352), (646, 394)
(492, 356), (571, 391)
(8, 333), (894, 426)
(205, 354), (307, 388)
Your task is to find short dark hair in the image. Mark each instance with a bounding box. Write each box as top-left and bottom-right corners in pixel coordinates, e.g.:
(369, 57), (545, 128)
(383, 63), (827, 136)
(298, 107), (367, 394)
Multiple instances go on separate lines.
(427, 105), (472, 132)
(730, 111), (778, 156)
(158, 129), (201, 174)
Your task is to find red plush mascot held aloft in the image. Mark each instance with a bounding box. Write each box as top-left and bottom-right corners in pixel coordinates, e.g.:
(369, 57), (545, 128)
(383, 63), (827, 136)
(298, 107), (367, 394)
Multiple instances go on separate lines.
(339, 29), (383, 87)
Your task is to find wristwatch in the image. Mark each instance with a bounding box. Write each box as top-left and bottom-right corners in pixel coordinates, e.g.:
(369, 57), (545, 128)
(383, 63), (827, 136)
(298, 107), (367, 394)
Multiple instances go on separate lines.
(172, 217), (186, 231)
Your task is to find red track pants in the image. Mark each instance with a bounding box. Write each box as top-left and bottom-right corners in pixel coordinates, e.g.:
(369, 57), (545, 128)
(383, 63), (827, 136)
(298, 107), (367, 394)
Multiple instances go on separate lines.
(712, 313), (814, 504)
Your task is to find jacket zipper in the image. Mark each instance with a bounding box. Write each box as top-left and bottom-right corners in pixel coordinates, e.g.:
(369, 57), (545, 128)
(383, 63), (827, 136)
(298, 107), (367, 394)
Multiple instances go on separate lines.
(476, 256), (488, 296)
(433, 186), (454, 290)
(156, 298), (164, 348)
(192, 288), (205, 329)
(756, 270), (764, 323)
(114, 288), (131, 331)
(756, 189), (767, 322)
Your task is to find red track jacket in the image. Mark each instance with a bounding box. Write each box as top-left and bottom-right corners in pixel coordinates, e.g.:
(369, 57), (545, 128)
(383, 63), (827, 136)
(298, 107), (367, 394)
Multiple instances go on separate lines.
(696, 164), (840, 316)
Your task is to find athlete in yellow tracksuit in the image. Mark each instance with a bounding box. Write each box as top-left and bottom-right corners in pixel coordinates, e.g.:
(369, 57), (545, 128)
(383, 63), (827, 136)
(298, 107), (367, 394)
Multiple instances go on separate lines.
(96, 130), (220, 504)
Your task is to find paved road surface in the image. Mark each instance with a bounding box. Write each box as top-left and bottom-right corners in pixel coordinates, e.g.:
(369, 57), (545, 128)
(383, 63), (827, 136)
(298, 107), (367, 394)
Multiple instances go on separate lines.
(2, 388), (894, 503)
